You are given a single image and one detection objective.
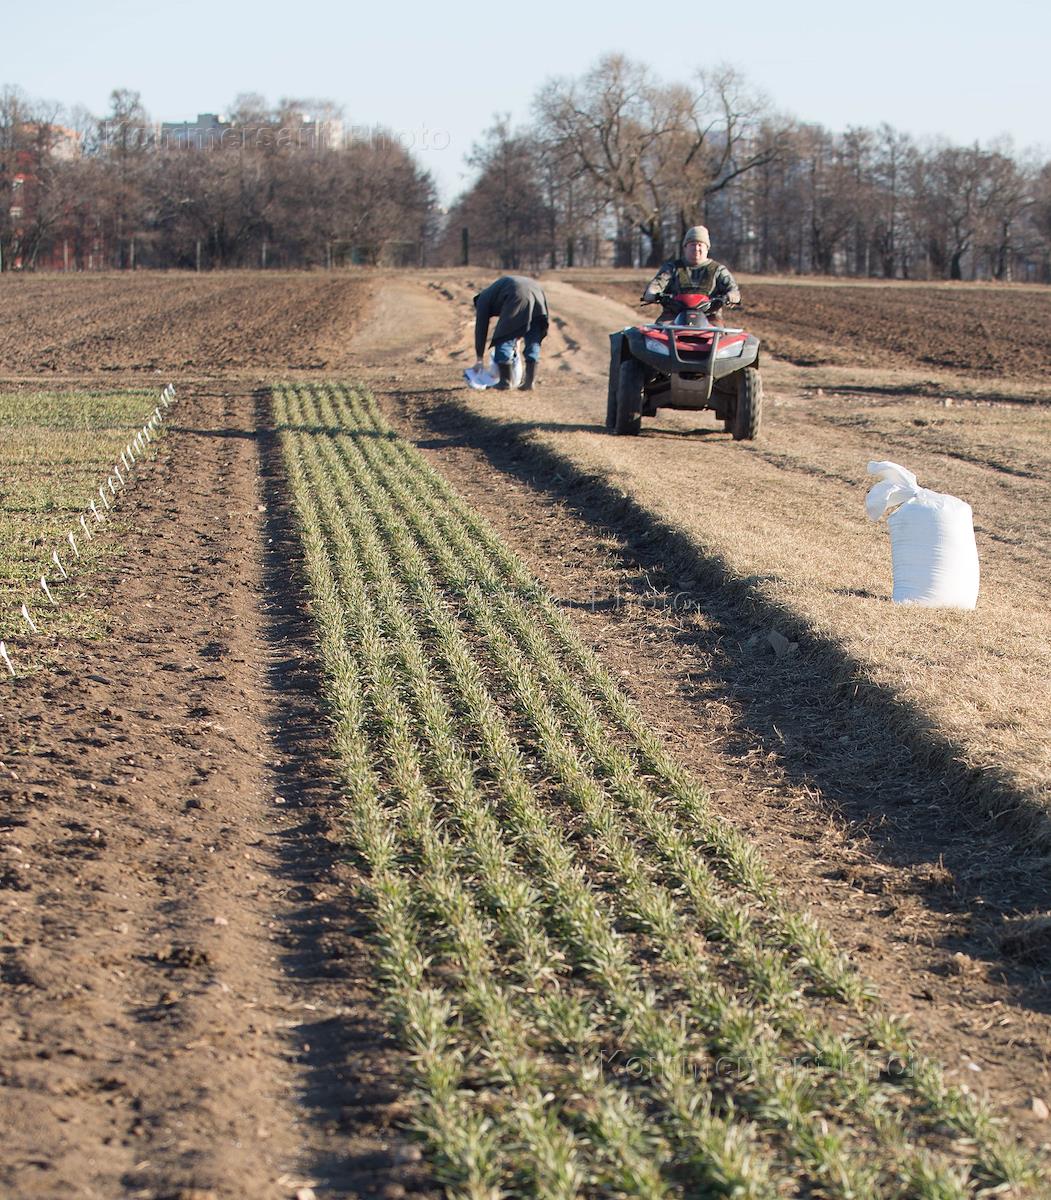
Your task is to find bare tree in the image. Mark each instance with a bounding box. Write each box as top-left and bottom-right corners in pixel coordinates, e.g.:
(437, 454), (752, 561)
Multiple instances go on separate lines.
(975, 142), (1030, 280)
(1028, 161), (1051, 281)
(868, 125), (916, 278)
(0, 87), (50, 267)
(910, 141), (1009, 280)
(534, 56), (775, 265)
(437, 117), (551, 269)
(534, 55), (665, 265)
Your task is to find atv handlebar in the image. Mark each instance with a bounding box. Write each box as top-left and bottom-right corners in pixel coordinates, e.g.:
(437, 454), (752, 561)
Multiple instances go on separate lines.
(641, 292), (734, 311)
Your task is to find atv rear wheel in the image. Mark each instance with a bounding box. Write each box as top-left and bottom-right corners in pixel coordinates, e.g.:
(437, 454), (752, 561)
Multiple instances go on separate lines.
(615, 358), (645, 436)
(732, 367), (762, 440)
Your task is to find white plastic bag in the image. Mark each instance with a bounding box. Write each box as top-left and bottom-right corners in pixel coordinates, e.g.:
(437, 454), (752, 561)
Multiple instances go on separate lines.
(463, 349), (524, 390)
(464, 360), (498, 389)
(865, 460), (979, 609)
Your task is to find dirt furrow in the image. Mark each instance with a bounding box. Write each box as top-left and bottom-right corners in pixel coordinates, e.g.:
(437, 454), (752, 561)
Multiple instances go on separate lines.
(1, 387), (426, 1199)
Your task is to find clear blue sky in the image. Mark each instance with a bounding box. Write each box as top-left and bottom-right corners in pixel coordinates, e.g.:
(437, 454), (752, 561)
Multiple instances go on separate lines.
(6, 0), (1049, 203)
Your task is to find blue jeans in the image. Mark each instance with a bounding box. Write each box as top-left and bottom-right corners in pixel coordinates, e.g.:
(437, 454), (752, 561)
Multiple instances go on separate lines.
(493, 331), (543, 364)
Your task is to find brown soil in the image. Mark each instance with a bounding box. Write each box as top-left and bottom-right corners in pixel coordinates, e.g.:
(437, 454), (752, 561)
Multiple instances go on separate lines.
(0, 270), (372, 378)
(2, 268), (1050, 1197)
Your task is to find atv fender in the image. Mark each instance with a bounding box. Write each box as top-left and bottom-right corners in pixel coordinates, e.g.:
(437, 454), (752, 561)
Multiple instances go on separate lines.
(607, 333), (628, 428)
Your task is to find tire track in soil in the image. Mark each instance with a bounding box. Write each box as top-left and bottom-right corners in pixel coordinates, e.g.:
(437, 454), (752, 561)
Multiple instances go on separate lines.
(1, 387), (432, 1199)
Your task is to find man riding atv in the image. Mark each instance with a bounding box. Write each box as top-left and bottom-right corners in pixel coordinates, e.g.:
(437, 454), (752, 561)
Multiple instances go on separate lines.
(607, 222), (762, 440)
(642, 225), (740, 324)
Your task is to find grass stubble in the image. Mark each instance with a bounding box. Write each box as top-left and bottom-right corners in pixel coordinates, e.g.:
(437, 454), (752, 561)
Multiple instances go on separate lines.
(275, 381), (1043, 1199)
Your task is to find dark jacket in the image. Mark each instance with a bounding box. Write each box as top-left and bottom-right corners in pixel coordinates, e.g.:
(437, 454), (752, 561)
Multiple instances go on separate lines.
(473, 275), (549, 358)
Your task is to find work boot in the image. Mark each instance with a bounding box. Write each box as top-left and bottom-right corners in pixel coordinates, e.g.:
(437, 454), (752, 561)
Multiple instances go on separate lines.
(493, 362), (513, 390)
(518, 360), (537, 391)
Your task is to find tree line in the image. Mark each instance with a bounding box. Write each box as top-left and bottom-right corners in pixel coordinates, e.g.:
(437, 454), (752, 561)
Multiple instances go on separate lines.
(3, 60), (1051, 281)
(438, 56), (1051, 283)
(0, 87), (436, 270)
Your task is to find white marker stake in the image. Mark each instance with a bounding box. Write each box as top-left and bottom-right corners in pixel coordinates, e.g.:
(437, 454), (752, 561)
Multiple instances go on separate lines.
(41, 577), (58, 605)
(108, 476), (118, 497)
(79, 514), (93, 540)
(126, 443), (136, 464)
(52, 549), (67, 578)
(21, 604), (38, 633)
(67, 531), (80, 558)
(90, 500), (104, 524)
(99, 485), (111, 510)
(0, 641), (15, 677)
(114, 465), (125, 486)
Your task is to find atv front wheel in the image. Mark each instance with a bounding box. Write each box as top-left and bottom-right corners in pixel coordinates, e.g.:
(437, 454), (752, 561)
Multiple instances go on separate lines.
(732, 367), (763, 440)
(615, 358), (645, 436)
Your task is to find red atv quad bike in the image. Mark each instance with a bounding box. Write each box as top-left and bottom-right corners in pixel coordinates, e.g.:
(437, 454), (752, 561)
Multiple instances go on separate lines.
(606, 292), (762, 439)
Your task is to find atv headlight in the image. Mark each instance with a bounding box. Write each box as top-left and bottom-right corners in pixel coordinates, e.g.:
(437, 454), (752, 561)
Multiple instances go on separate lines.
(715, 341), (745, 358)
(644, 337), (670, 356)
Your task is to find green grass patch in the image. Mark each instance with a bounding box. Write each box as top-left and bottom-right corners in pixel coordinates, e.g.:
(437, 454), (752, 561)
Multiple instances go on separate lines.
(0, 388), (160, 669)
(276, 381), (1044, 1199)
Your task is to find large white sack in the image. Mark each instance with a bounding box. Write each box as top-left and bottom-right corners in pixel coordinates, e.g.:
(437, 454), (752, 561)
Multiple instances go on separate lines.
(866, 461), (980, 609)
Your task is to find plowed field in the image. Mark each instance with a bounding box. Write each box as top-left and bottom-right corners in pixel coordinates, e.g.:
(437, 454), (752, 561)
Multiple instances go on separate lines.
(2, 268), (1049, 1199)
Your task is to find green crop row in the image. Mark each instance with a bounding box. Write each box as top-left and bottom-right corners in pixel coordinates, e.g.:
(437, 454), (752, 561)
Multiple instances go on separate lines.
(275, 381), (1040, 1199)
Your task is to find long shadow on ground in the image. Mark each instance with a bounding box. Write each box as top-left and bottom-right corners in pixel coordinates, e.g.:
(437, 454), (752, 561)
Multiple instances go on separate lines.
(253, 391), (436, 1198)
(395, 387), (1051, 1009)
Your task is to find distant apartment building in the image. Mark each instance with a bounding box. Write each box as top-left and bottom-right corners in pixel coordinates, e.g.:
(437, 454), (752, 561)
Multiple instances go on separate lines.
(159, 112), (344, 152)
(159, 112), (227, 149)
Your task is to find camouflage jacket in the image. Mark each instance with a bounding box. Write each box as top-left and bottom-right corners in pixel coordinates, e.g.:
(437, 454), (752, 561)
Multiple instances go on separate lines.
(641, 258), (740, 307)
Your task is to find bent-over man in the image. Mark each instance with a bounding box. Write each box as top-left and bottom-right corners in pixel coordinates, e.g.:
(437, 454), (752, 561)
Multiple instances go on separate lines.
(472, 274), (549, 391)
